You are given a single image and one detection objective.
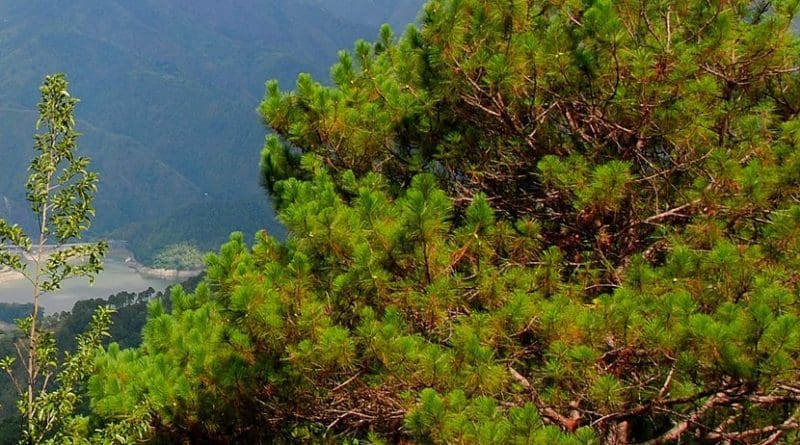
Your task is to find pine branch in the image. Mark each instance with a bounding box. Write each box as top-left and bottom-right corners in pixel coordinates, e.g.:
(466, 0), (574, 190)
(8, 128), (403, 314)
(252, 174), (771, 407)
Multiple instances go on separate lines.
(509, 366), (581, 431)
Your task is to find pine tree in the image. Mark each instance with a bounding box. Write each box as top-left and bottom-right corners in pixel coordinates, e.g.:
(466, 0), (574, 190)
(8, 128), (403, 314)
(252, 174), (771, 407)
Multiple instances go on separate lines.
(261, 0), (800, 289)
(89, 1), (800, 443)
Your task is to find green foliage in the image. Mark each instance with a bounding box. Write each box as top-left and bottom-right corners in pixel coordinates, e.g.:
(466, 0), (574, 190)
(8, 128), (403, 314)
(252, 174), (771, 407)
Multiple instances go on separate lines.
(17, 306), (115, 445)
(88, 1), (800, 444)
(260, 0), (800, 287)
(0, 74), (130, 444)
(0, 277), (199, 444)
(151, 243), (204, 270)
(92, 162), (800, 443)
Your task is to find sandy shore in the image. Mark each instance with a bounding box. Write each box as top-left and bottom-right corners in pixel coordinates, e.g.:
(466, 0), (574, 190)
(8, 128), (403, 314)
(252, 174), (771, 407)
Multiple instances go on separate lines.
(105, 243), (203, 281)
(0, 242), (204, 288)
(128, 264), (203, 280)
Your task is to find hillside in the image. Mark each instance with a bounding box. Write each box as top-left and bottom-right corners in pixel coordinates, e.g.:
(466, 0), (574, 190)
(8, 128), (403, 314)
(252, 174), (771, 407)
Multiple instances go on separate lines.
(0, 0), (422, 261)
(313, 0), (423, 30)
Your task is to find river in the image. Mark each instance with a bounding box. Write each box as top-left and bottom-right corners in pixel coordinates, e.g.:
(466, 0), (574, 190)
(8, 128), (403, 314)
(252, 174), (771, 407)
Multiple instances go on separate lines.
(0, 259), (182, 314)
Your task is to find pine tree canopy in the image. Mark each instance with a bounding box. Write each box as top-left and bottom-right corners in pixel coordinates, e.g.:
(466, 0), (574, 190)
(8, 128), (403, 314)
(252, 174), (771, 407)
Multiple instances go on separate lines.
(87, 0), (800, 443)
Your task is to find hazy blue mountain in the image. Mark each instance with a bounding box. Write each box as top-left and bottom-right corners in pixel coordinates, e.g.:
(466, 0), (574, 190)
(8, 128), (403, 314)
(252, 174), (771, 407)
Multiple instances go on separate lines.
(314, 0), (423, 30)
(0, 0), (423, 261)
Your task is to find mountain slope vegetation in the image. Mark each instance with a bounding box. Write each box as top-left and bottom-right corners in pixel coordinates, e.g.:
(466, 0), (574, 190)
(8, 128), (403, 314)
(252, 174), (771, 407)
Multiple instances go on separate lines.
(0, 0), (422, 259)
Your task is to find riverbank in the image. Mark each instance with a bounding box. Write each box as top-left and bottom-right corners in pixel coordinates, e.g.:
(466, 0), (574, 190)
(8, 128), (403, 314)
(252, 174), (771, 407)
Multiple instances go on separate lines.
(0, 242), (204, 313)
(0, 259), (186, 314)
(107, 243), (204, 281)
(0, 243), (204, 284)
(124, 262), (203, 280)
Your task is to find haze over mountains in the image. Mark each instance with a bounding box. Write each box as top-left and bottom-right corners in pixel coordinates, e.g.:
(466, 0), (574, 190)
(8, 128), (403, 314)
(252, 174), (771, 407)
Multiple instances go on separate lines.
(0, 0), (422, 260)
(315, 0), (423, 29)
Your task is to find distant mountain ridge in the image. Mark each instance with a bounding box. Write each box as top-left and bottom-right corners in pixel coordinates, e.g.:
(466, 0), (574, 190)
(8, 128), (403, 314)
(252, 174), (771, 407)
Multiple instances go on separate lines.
(0, 0), (424, 260)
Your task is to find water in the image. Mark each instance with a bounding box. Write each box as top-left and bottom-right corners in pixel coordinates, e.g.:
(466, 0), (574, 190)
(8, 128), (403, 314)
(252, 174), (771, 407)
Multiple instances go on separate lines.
(0, 260), (181, 315)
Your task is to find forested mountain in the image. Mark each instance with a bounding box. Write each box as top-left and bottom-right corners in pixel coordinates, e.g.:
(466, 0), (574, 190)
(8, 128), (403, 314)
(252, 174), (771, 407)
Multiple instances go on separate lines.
(314, 0), (422, 30)
(0, 0), (422, 259)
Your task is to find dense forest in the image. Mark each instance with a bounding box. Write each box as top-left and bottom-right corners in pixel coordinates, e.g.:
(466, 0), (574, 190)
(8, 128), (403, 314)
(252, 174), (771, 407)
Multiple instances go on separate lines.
(2, 0), (800, 443)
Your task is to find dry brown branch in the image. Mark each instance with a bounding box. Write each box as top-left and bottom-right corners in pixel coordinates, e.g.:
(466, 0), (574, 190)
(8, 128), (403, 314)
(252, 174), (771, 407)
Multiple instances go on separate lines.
(635, 392), (732, 445)
(509, 366), (581, 431)
(707, 413), (799, 443)
(643, 200), (699, 224)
